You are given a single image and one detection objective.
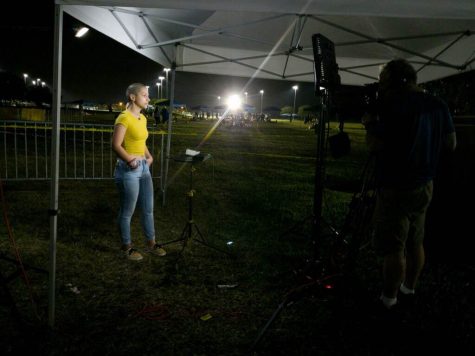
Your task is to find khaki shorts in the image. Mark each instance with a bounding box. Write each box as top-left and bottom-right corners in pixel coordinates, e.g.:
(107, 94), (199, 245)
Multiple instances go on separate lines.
(372, 181), (433, 256)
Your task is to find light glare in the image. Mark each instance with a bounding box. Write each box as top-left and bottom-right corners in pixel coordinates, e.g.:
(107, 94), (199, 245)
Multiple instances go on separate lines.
(75, 27), (89, 38)
(226, 95), (242, 111)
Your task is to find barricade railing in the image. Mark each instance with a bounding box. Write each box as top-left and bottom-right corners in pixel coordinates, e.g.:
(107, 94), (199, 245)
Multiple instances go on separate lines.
(0, 120), (165, 184)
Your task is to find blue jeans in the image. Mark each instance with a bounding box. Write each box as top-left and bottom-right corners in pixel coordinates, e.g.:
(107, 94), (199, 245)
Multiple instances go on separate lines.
(114, 159), (155, 246)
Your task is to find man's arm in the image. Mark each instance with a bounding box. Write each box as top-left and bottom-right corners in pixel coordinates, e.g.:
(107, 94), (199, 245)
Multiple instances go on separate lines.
(445, 131), (457, 152)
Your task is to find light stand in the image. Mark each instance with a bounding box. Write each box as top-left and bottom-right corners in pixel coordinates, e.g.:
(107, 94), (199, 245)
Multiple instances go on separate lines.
(160, 153), (232, 259)
(250, 33), (342, 352)
(312, 87), (331, 259)
(279, 34), (341, 263)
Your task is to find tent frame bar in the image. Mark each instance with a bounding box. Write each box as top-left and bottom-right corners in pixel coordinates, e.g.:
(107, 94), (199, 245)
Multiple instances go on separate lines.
(283, 15), (308, 78)
(179, 51), (288, 67)
(137, 11), (172, 66)
(139, 13), (289, 49)
(309, 15), (464, 70)
(49, 3), (63, 328)
(99, 8), (473, 81)
(180, 43), (284, 78)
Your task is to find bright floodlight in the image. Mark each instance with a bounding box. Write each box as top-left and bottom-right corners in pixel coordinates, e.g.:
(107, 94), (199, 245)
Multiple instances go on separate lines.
(75, 27), (89, 38)
(292, 85), (298, 91)
(226, 94), (242, 110)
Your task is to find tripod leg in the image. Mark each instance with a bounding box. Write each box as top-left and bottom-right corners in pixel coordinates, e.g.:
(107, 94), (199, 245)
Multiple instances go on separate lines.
(249, 299), (289, 352)
(177, 222), (193, 258)
(159, 222), (188, 247)
(192, 223), (207, 243)
(192, 223), (232, 256)
(279, 214), (314, 239)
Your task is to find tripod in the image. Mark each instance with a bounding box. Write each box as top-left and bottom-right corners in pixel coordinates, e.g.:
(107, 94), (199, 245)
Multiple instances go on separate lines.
(160, 153), (231, 258)
(250, 152), (377, 352)
(279, 87), (337, 262)
(250, 88), (338, 351)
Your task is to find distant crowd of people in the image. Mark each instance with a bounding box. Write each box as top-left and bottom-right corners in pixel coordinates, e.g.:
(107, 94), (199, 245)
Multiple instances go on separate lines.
(153, 104), (169, 125)
(219, 112), (271, 128)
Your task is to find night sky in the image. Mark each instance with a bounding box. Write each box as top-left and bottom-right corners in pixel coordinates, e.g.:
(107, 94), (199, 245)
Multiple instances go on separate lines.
(2, 2), (321, 110)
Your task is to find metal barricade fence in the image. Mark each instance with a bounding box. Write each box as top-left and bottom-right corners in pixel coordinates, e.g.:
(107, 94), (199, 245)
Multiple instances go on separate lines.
(0, 120), (165, 184)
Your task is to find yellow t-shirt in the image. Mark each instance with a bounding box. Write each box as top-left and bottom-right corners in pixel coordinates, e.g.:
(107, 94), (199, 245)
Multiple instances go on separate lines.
(114, 110), (149, 155)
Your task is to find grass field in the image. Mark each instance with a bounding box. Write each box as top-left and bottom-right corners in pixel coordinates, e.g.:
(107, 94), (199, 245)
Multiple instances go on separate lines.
(1, 119), (473, 355)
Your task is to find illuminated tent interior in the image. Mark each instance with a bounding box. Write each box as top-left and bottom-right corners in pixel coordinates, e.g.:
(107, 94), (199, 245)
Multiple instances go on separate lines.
(46, 0), (475, 325)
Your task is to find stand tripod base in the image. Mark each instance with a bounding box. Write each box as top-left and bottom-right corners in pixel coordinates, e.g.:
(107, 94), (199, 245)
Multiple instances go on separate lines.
(249, 272), (342, 352)
(160, 220), (232, 259)
(163, 152), (232, 260)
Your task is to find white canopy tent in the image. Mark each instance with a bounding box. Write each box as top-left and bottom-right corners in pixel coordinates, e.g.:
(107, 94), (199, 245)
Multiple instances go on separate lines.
(59, 1), (475, 84)
(49, 0), (475, 325)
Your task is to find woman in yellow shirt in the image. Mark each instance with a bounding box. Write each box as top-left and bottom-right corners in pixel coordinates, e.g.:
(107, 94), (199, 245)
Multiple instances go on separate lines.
(112, 83), (166, 261)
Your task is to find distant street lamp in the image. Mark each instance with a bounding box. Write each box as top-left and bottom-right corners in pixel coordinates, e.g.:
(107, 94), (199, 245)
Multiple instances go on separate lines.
(37, 78), (41, 86)
(41, 81), (46, 87)
(259, 90), (264, 115)
(158, 76), (165, 99)
(292, 85), (298, 120)
(216, 96), (222, 118)
(156, 83), (161, 100)
(23, 73), (28, 85)
(244, 92), (248, 104)
(163, 68), (170, 98)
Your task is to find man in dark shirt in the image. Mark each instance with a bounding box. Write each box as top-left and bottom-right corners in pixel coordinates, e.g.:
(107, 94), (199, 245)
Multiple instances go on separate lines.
(362, 59), (456, 310)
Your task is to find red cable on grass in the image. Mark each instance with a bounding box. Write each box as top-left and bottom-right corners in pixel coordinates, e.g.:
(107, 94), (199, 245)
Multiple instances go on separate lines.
(0, 179), (40, 320)
(133, 303), (171, 321)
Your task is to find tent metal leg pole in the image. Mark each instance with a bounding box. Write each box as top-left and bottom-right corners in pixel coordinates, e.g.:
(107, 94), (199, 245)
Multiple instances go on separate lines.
(49, 3), (63, 328)
(162, 62), (176, 207)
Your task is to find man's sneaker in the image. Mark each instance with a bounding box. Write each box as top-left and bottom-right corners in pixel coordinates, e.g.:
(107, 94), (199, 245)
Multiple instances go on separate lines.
(124, 248), (143, 261)
(145, 243), (167, 257)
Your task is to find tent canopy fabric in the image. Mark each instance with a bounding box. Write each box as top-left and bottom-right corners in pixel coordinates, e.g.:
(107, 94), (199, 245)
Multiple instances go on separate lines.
(60, 0), (475, 85)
